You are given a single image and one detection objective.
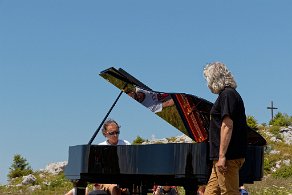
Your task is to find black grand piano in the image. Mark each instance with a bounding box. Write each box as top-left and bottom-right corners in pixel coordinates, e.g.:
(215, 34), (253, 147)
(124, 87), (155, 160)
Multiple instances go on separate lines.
(65, 67), (267, 195)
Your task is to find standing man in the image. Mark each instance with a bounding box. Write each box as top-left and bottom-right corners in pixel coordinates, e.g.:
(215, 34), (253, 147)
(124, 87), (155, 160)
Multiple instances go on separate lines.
(203, 62), (247, 195)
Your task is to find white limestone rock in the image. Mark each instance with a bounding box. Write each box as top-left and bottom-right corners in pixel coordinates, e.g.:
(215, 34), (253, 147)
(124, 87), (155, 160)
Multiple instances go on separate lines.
(22, 174), (36, 185)
(44, 161), (67, 175)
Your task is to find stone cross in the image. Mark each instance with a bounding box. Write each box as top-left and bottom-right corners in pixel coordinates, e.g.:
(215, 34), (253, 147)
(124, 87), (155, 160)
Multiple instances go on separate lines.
(267, 101), (278, 121)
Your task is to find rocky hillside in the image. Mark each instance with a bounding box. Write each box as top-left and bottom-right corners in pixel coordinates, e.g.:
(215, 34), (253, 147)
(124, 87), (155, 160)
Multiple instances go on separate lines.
(245, 126), (292, 194)
(1, 126), (291, 194)
(0, 162), (71, 194)
(261, 126), (292, 173)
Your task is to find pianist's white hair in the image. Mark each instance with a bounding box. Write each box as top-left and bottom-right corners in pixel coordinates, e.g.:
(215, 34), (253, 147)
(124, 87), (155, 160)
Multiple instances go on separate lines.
(102, 118), (121, 136)
(203, 62), (237, 94)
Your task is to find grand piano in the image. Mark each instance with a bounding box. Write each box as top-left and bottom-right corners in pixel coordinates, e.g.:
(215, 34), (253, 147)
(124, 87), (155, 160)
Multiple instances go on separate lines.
(65, 67), (267, 195)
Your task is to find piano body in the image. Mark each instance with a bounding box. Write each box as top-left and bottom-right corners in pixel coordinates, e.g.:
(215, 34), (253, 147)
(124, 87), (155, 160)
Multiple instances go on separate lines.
(65, 67), (267, 195)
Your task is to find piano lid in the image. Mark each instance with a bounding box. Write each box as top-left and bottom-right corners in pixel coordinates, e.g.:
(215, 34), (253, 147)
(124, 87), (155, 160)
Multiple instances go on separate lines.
(100, 67), (267, 145)
(99, 67), (213, 143)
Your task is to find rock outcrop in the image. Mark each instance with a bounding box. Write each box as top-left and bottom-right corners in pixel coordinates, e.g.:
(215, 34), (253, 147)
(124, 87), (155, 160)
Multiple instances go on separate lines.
(42, 161), (67, 175)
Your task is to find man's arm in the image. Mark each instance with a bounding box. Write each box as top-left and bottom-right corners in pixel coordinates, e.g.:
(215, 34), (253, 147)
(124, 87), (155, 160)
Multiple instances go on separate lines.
(217, 116), (233, 172)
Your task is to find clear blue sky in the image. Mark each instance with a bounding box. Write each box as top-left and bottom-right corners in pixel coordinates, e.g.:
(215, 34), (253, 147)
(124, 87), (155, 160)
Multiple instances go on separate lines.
(1, 1), (292, 184)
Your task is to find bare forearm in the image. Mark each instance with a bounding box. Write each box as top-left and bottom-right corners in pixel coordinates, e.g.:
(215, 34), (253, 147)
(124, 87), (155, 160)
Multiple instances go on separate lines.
(219, 116), (233, 158)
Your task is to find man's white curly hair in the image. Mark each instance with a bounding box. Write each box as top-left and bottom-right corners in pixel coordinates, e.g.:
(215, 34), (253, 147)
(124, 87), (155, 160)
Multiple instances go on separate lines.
(203, 62), (237, 94)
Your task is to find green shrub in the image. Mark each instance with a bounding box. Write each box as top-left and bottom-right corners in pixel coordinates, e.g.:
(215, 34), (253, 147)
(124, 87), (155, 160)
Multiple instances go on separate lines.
(264, 158), (273, 174)
(50, 177), (66, 188)
(269, 126), (281, 136)
(272, 165), (292, 178)
(132, 136), (146, 145)
(247, 115), (258, 130)
(166, 137), (177, 142)
(269, 112), (292, 126)
(8, 154), (33, 180)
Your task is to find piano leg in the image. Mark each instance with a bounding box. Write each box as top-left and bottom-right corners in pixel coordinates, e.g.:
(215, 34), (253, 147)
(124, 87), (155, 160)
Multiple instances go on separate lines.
(128, 184), (149, 195)
(73, 180), (87, 195)
(141, 185), (149, 195)
(128, 184), (138, 195)
(184, 185), (198, 195)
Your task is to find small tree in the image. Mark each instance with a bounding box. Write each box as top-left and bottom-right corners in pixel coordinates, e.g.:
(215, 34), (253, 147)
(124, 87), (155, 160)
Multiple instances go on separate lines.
(132, 136), (145, 145)
(246, 115), (258, 130)
(269, 112), (292, 126)
(7, 154), (33, 180)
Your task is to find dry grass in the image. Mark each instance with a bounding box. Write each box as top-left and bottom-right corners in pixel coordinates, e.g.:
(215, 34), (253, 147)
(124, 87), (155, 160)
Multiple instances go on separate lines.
(168, 177), (292, 195)
(245, 176), (292, 195)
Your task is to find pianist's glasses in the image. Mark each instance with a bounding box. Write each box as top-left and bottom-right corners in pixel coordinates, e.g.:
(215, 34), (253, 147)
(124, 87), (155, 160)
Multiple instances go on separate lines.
(107, 131), (120, 136)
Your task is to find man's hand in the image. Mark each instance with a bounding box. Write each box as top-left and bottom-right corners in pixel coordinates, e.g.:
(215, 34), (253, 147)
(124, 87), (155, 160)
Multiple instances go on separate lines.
(216, 156), (227, 173)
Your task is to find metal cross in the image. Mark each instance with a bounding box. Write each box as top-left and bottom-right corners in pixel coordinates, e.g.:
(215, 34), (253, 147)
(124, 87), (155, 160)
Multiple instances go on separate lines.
(267, 101), (278, 121)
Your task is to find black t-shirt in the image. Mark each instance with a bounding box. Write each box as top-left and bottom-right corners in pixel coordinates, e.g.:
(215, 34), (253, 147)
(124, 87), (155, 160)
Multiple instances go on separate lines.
(209, 87), (247, 160)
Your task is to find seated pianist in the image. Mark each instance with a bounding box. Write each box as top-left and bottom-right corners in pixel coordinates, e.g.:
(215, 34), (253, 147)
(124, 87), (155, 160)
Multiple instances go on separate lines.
(65, 119), (130, 195)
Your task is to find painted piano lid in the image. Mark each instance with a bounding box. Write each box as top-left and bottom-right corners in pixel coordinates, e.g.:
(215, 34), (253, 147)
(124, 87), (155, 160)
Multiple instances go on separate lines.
(99, 67), (212, 143)
(99, 67), (266, 145)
